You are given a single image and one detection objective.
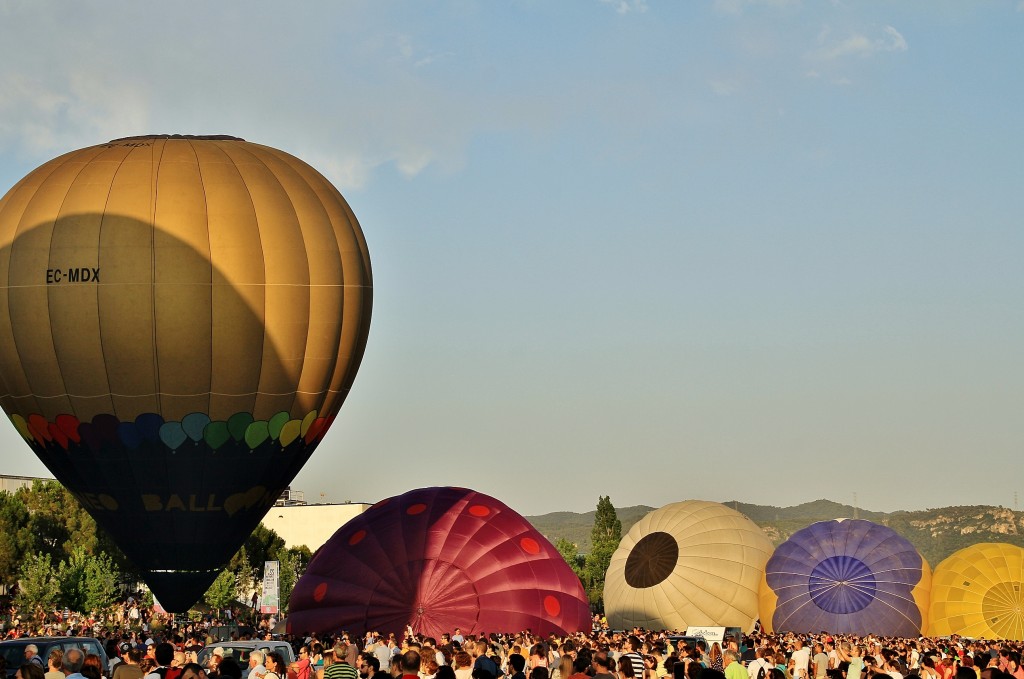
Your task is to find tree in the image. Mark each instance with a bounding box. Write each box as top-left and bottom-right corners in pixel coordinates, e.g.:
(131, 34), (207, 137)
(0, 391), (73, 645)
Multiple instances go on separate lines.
(2, 480), (135, 590)
(276, 545), (311, 614)
(81, 550), (121, 613)
(584, 495), (621, 609)
(17, 480), (98, 560)
(204, 568), (238, 610)
(231, 546), (258, 606)
(554, 538), (586, 583)
(53, 546), (121, 614)
(55, 547), (91, 612)
(15, 552), (57, 621)
(244, 524), (287, 581)
(0, 491), (32, 588)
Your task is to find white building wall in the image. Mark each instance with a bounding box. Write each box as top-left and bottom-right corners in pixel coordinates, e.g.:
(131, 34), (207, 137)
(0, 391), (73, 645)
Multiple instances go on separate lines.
(260, 502), (370, 551)
(0, 474), (50, 494)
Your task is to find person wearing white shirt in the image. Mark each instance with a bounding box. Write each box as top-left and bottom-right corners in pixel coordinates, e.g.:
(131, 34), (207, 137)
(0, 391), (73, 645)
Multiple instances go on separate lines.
(748, 648), (774, 679)
(791, 641), (812, 679)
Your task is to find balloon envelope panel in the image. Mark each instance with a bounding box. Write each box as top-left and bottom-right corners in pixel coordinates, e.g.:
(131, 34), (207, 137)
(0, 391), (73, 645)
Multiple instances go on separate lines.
(0, 136), (372, 611)
(604, 500), (773, 632)
(760, 519), (929, 636)
(930, 543), (1024, 640)
(288, 487), (591, 638)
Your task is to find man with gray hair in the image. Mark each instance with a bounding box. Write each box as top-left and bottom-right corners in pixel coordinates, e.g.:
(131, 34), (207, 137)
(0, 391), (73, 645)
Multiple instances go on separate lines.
(25, 645), (45, 668)
(724, 650), (746, 679)
(62, 648), (86, 679)
(249, 650), (267, 679)
(326, 645), (357, 679)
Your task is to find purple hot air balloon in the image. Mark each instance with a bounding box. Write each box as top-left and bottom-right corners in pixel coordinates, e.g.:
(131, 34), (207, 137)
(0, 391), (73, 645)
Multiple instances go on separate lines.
(759, 519), (931, 636)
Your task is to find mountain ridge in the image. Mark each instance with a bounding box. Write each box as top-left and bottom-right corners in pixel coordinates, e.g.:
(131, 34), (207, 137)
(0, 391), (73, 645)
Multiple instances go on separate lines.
(525, 499), (1024, 568)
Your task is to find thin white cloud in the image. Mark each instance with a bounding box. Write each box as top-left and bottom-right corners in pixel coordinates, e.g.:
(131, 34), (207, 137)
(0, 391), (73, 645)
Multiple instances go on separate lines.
(710, 79), (740, 96)
(391, 34), (451, 70)
(0, 4), (500, 192)
(883, 25), (908, 52)
(0, 71), (150, 158)
(396, 35), (415, 60)
(714, 0), (800, 16)
(599, 0), (649, 14)
(816, 24), (908, 60)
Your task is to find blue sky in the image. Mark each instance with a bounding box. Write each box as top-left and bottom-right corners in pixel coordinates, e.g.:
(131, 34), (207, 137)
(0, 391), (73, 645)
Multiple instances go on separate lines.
(0, 1), (1022, 516)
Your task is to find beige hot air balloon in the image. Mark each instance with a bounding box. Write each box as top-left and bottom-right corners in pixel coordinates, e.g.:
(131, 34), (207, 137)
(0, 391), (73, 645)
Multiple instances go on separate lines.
(604, 500), (773, 632)
(0, 135), (372, 611)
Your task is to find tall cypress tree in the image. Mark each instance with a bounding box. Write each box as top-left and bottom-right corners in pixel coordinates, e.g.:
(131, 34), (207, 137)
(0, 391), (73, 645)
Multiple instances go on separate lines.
(585, 495), (621, 609)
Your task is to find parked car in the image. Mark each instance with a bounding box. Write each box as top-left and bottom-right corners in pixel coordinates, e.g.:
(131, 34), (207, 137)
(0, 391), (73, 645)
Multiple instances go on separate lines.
(0, 637), (110, 679)
(197, 641), (295, 678)
(206, 625), (255, 642)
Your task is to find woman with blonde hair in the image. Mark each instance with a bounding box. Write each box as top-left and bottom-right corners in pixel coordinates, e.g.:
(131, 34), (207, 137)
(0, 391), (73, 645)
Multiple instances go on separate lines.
(318, 651), (335, 679)
(551, 656), (573, 679)
(708, 645), (723, 673)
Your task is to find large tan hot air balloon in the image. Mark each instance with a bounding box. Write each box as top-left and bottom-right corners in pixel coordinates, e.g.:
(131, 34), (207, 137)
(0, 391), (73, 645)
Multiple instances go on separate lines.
(0, 135), (372, 611)
(604, 500), (773, 632)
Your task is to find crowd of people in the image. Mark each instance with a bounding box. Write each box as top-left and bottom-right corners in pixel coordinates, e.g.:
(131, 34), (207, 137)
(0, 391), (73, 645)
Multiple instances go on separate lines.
(2, 600), (244, 641)
(4, 607), (1024, 679)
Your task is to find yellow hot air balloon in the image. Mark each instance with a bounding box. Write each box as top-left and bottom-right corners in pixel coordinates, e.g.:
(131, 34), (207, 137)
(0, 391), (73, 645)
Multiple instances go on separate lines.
(930, 543), (1024, 640)
(604, 500), (773, 632)
(0, 135), (372, 611)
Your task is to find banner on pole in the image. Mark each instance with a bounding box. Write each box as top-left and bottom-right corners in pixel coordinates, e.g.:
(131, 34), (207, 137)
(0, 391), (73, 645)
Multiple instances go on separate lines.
(261, 560), (280, 614)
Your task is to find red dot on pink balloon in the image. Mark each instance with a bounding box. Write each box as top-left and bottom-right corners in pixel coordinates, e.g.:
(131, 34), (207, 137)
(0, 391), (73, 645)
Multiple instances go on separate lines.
(469, 504), (490, 517)
(520, 537), (541, 555)
(313, 583), (328, 602)
(349, 530), (366, 546)
(544, 595), (560, 616)
(407, 503), (427, 515)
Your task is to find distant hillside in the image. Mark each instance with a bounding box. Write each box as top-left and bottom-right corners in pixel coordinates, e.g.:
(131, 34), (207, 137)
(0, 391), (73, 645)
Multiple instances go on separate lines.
(526, 500), (1024, 567)
(526, 505), (654, 553)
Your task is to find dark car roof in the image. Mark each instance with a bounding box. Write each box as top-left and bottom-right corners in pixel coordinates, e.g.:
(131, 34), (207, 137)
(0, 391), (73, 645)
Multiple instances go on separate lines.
(0, 637), (110, 669)
(0, 637), (105, 643)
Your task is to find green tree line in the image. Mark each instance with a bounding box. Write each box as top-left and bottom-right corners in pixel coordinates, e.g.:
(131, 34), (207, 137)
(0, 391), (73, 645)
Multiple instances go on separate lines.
(0, 480), (309, 622)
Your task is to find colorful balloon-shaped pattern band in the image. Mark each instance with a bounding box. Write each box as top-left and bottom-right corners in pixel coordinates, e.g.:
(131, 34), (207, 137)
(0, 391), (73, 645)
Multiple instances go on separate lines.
(9, 410), (331, 453)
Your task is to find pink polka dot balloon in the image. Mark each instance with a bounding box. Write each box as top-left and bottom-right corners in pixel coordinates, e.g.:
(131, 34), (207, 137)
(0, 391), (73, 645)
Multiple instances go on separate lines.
(288, 487), (592, 637)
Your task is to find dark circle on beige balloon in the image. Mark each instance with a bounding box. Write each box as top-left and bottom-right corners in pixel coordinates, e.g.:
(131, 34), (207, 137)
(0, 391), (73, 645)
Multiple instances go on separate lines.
(625, 531), (679, 588)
